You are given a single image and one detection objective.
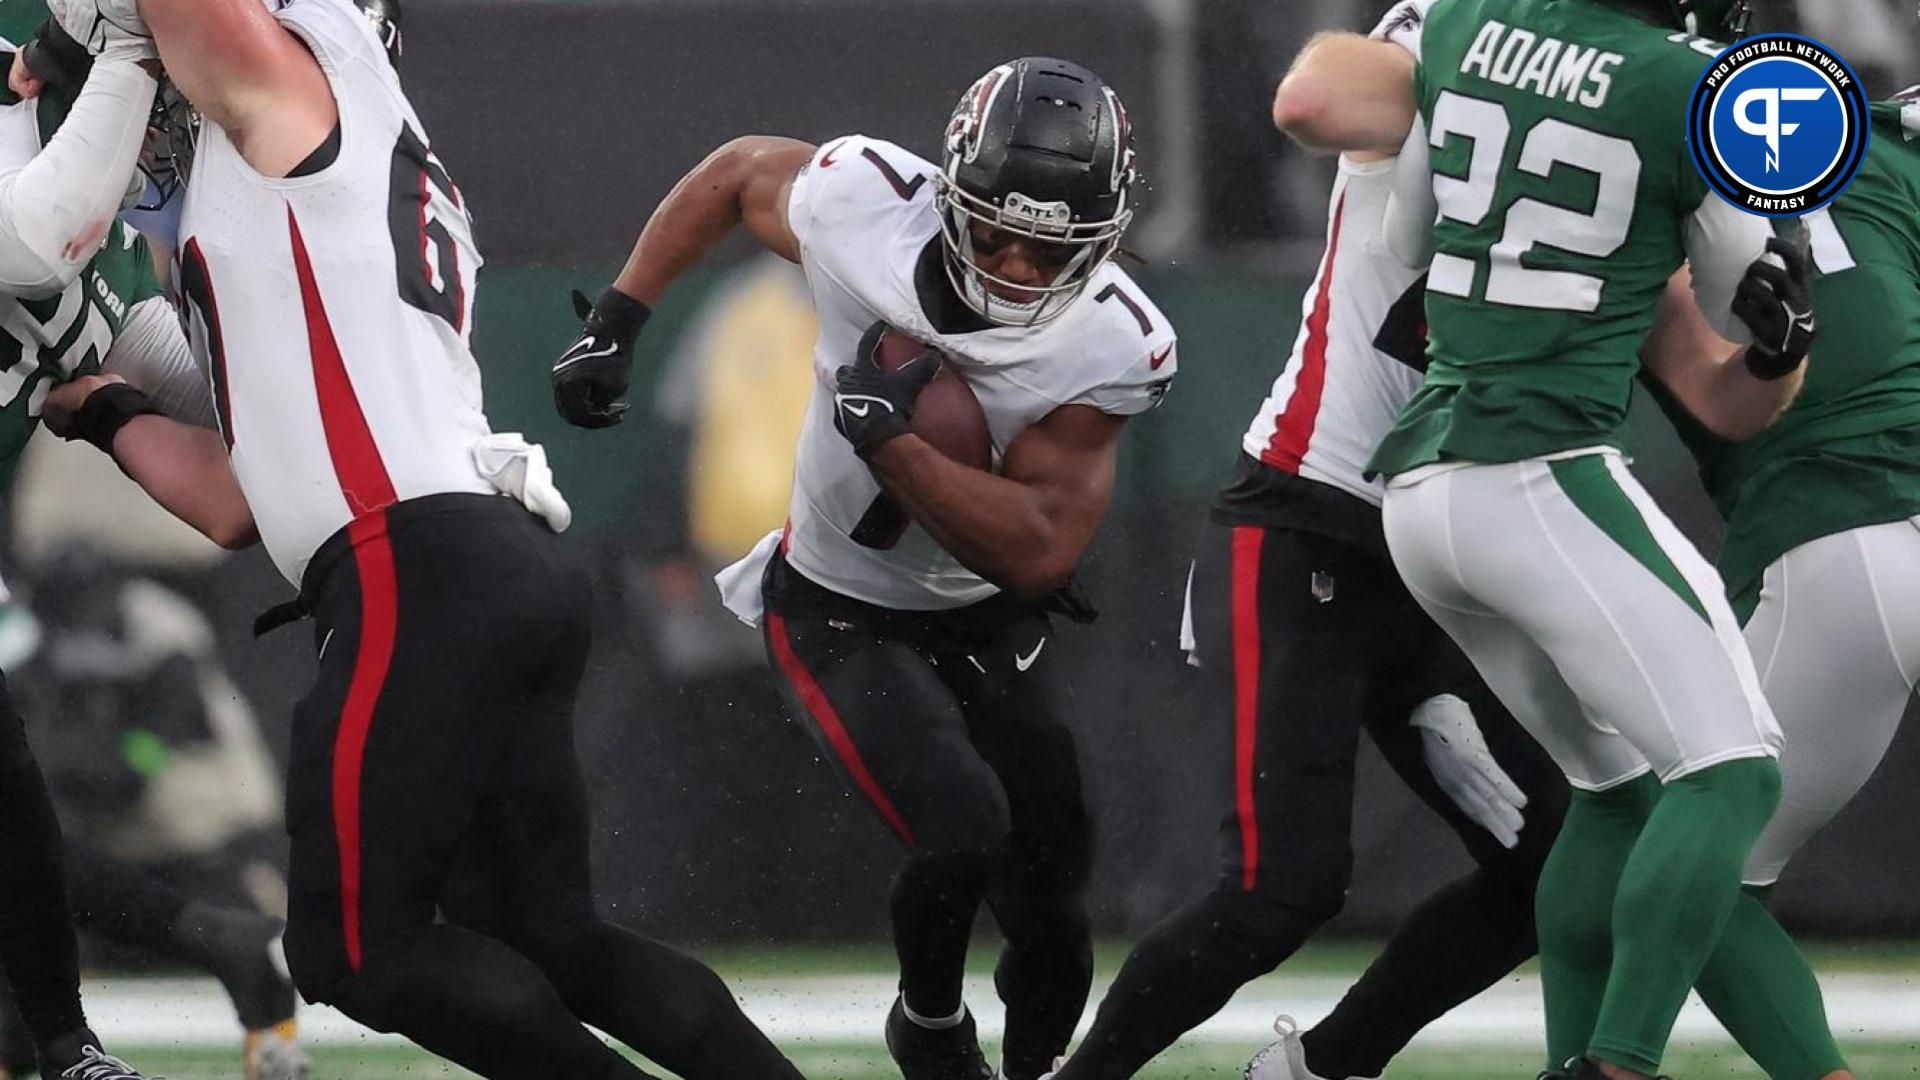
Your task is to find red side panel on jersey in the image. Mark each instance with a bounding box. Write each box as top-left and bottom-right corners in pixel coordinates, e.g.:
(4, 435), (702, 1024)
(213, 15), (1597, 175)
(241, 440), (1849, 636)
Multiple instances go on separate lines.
(766, 611), (919, 849)
(1230, 526), (1264, 891)
(1264, 192), (1347, 473)
(290, 208), (399, 517)
(291, 206), (402, 972)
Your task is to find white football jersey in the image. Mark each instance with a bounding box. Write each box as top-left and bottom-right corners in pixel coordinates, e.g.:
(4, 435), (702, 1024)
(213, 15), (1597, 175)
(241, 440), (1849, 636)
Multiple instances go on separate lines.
(782, 135), (1177, 611)
(176, 0), (492, 586)
(1240, 0), (1435, 506)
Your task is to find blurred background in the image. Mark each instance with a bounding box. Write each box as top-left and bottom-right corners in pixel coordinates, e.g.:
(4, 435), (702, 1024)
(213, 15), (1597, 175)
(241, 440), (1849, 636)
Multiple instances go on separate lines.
(9, 0), (1920, 997)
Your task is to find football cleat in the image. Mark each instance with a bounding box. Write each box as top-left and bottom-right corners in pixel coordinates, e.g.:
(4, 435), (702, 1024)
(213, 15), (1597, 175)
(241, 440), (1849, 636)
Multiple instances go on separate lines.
(1562, 1057), (1671, 1080)
(1245, 1016), (1377, 1080)
(42, 1038), (145, 1080)
(885, 997), (995, 1080)
(245, 1020), (312, 1080)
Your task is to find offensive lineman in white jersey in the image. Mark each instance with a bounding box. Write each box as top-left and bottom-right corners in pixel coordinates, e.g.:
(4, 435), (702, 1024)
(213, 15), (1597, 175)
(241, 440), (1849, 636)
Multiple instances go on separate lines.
(552, 58), (1174, 1080)
(1048, 7), (1569, 1079)
(44, 1), (807, 1076)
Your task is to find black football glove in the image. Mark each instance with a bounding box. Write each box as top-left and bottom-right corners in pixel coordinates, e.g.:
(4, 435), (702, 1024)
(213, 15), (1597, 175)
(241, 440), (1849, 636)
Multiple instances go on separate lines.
(551, 287), (650, 428)
(1733, 228), (1816, 381)
(832, 322), (942, 458)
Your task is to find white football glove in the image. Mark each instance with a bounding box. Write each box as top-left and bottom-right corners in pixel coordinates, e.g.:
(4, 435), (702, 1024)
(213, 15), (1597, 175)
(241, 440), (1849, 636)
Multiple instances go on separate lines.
(1411, 694), (1528, 850)
(47, 0), (156, 62)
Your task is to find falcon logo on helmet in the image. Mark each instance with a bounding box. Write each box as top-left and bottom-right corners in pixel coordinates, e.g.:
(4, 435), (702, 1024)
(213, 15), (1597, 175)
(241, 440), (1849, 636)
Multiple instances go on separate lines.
(936, 57), (1138, 328)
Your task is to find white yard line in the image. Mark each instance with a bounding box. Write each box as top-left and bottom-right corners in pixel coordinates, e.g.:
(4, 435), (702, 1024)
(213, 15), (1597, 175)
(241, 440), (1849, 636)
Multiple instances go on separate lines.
(83, 971), (1920, 1048)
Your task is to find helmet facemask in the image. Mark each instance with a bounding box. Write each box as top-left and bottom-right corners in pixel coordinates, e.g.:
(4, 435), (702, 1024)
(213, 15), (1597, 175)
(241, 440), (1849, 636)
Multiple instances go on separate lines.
(140, 79), (199, 208)
(935, 173), (1130, 328)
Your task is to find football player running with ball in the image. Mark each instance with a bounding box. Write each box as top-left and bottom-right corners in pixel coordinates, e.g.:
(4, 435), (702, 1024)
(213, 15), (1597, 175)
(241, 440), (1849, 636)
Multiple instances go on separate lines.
(555, 58), (1175, 1080)
(1044, 6), (1570, 1080)
(1368, 0), (1834, 1075)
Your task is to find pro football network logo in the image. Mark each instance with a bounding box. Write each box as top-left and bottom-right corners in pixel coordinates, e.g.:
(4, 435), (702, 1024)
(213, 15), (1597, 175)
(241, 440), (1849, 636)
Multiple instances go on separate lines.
(1687, 34), (1869, 216)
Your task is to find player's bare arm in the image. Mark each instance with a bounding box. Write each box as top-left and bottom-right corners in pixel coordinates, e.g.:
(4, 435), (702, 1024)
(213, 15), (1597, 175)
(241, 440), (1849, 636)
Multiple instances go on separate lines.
(136, 0), (337, 177)
(614, 136), (816, 305)
(870, 404), (1123, 599)
(1273, 31), (1416, 156)
(42, 375), (257, 550)
(552, 135), (814, 427)
(1642, 267), (1805, 440)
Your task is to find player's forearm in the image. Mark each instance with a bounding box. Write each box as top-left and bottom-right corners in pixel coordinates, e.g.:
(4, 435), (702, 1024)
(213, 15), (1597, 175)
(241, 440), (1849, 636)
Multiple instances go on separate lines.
(613, 136), (810, 306)
(110, 416), (258, 550)
(1273, 32), (1416, 154)
(0, 59), (153, 298)
(868, 437), (1081, 597)
(1709, 349), (1804, 439)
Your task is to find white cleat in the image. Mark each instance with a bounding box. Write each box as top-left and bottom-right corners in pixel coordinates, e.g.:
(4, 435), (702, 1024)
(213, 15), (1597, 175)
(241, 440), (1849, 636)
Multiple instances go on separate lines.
(1036, 1056), (1069, 1080)
(1245, 1015), (1378, 1080)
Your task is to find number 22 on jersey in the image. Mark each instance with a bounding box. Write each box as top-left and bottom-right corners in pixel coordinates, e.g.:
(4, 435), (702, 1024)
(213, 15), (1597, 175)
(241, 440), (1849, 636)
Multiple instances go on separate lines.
(1426, 89), (1641, 313)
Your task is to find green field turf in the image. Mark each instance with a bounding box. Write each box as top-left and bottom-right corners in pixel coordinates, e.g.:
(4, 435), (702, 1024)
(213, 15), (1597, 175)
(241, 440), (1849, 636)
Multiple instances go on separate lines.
(98, 941), (1920, 1077)
(111, 1038), (1920, 1079)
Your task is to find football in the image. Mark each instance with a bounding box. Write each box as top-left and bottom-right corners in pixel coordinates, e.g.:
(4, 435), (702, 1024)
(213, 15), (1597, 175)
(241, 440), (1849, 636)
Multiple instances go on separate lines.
(871, 327), (992, 470)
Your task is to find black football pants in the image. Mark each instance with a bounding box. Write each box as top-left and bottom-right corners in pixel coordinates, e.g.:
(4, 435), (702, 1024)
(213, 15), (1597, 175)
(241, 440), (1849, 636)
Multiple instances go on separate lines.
(281, 494), (801, 1080)
(762, 555), (1093, 1080)
(0, 673), (87, 1056)
(1056, 519), (1569, 1080)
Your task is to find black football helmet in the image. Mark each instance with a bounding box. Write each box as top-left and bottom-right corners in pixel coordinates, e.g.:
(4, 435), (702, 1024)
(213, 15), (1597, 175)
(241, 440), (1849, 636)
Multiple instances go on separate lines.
(1662, 0), (1752, 38)
(937, 57), (1137, 327)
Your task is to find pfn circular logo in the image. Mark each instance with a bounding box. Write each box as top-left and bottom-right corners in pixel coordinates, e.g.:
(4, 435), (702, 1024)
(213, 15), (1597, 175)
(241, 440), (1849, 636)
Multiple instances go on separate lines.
(1688, 34), (1869, 217)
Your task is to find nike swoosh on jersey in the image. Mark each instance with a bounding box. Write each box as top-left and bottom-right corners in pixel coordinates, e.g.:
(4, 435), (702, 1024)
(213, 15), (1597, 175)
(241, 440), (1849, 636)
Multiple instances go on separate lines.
(1015, 637), (1047, 672)
(1149, 345), (1174, 371)
(820, 140), (845, 168)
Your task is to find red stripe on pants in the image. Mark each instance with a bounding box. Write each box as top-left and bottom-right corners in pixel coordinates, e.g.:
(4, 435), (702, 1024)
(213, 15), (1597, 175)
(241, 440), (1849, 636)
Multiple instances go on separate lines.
(291, 206), (401, 970)
(334, 513), (399, 971)
(766, 612), (918, 848)
(1230, 527), (1265, 891)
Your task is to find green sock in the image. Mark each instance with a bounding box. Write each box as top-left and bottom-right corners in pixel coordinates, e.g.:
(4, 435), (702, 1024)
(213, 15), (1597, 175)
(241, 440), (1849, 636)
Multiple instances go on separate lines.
(1589, 757), (1782, 1075)
(1534, 774), (1661, 1070)
(1693, 886), (1848, 1079)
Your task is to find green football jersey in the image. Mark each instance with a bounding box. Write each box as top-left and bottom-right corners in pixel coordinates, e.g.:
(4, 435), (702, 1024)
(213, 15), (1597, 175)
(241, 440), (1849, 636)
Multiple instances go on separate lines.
(1370, 0), (1732, 476)
(1657, 101), (1920, 607)
(0, 44), (161, 487)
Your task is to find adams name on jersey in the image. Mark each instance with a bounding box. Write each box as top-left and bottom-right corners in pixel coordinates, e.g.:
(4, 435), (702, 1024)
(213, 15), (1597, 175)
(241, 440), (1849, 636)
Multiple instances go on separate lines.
(733, 135), (1176, 613)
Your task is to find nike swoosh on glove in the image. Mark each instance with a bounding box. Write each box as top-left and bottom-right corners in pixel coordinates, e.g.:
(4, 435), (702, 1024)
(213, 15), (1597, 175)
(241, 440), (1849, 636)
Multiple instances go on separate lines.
(1411, 694), (1528, 849)
(1734, 225), (1816, 381)
(552, 287), (650, 429)
(832, 321), (941, 458)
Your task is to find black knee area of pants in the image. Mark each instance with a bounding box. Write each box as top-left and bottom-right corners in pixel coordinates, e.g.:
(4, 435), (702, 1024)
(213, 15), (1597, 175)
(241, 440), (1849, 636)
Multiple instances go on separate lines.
(282, 927), (349, 1010)
(1210, 880), (1345, 969)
